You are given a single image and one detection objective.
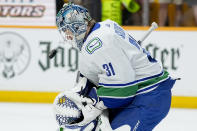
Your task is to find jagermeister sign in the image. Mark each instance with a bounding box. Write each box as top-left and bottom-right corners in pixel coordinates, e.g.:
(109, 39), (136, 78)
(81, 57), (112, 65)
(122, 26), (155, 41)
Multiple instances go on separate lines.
(145, 43), (181, 71)
(38, 41), (78, 72)
(1, 27), (197, 96)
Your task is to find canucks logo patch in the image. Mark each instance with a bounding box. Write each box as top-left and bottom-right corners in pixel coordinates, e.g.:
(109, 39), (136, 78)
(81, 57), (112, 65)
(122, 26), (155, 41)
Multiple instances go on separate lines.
(85, 37), (102, 54)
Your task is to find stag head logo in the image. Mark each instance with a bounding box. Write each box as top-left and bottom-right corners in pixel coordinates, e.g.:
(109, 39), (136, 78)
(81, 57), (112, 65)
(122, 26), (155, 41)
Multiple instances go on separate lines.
(0, 32), (31, 79)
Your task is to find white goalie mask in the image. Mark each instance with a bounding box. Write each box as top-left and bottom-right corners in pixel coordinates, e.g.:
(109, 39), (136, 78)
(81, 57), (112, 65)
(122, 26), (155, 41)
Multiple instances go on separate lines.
(56, 3), (92, 50)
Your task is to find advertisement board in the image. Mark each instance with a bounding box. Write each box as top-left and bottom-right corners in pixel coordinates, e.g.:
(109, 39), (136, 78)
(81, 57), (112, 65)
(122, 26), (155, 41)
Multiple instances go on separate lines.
(0, 28), (78, 92)
(0, 0), (56, 26)
(127, 29), (197, 96)
(0, 26), (197, 107)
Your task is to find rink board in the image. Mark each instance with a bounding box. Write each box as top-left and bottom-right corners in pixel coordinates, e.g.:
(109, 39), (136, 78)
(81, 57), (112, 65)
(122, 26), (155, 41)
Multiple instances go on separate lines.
(0, 25), (197, 108)
(0, 0), (56, 26)
(0, 90), (197, 108)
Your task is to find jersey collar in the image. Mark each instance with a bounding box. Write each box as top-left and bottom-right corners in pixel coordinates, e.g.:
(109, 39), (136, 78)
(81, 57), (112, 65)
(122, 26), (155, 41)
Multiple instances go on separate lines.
(90, 22), (100, 33)
(83, 23), (100, 43)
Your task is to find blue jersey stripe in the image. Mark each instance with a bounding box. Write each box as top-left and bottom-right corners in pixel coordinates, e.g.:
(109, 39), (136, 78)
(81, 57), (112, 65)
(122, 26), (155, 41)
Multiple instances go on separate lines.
(99, 76), (170, 99)
(99, 77), (173, 108)
(137, 77), (170, 94)
(99, 71), (164, 87)
(136, 83), (159, 94)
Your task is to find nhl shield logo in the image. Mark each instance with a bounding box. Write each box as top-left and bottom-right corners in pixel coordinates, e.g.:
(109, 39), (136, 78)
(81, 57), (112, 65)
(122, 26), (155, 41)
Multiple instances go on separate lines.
(0, 32), (31, 79)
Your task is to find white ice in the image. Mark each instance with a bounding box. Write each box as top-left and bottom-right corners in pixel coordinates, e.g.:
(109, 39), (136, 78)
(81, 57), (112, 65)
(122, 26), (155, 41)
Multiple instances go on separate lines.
(0, 102), (196, 131)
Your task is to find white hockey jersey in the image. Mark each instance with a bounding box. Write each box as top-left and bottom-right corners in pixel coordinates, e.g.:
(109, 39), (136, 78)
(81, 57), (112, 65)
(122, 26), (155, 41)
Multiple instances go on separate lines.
(79, 20), (170, 108)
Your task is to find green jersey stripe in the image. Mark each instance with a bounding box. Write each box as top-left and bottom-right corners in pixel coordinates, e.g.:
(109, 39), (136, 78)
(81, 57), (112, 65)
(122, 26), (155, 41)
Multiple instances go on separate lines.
(97, 70), (169, 97)
(138, 71), (169, 90)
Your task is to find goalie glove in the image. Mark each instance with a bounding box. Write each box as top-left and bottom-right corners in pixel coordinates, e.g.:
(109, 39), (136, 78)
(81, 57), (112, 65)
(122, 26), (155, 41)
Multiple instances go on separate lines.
(53, 77), (107, 128)
(53, 90), (95, 127)
(74, 100), (106, 126)
(54, 90), (106, 128)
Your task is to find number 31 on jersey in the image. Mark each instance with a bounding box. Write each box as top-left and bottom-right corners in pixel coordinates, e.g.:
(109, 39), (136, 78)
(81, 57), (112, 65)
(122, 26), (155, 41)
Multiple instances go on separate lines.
(102, 62), (115, 76)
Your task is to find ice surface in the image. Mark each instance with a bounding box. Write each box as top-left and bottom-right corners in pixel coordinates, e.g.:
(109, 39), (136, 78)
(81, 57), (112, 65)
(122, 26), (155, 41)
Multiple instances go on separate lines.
(0, 103), (196, 131)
